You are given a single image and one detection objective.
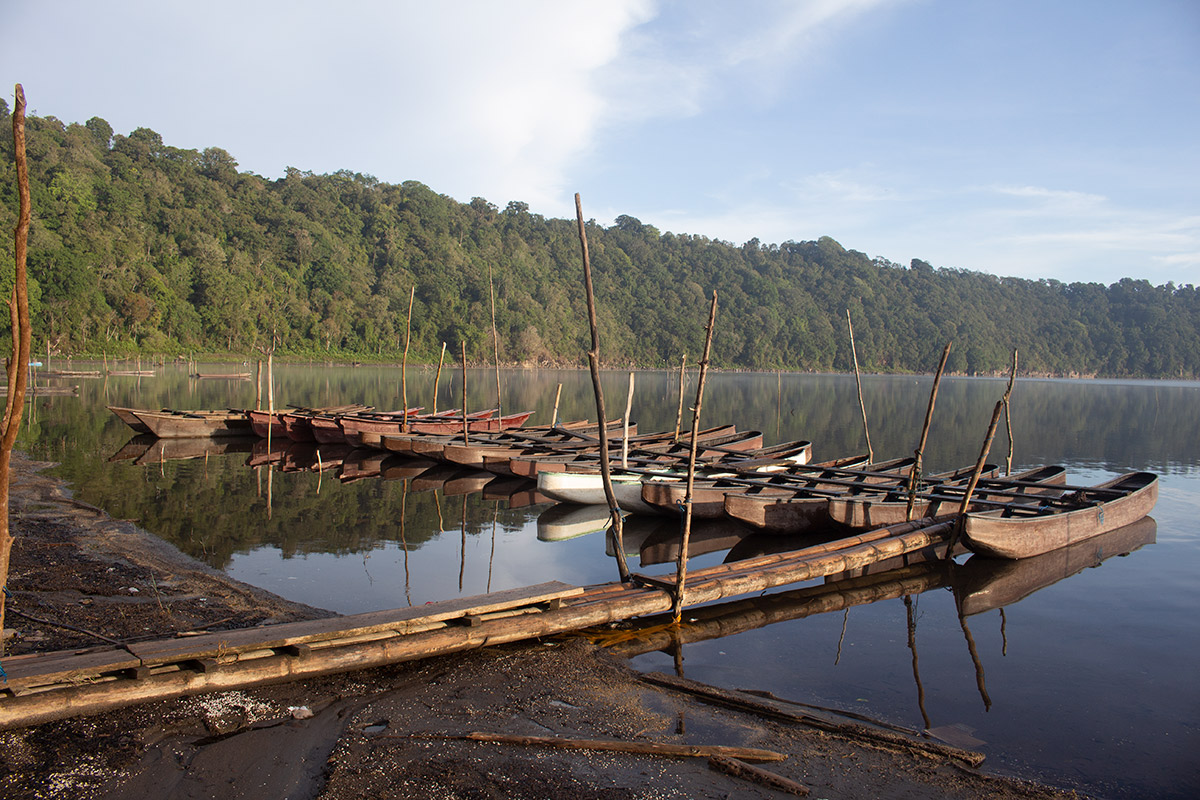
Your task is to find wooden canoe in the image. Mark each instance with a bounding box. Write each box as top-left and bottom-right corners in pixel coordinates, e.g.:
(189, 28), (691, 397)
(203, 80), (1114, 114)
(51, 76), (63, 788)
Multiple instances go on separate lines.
(523, 429), (767, 479)
(722, 454), (885, 532)
(339, 408), (473, 441)
(505, 425), (739, 479)
(639, 454), (906, 521)
(406, 409), (533, 435)
(125, 408), (252, 438)
(824, 464), (1035, 530)
(107, 406), (153, 433)
(962, 471), (1158, 559)
(536, 471), (653, 513)
(247, 409), (287, 438)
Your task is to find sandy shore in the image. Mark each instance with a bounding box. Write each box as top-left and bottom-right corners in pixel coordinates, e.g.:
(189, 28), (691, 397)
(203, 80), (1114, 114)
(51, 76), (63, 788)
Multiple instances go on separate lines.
(0, 452), (1083, 799)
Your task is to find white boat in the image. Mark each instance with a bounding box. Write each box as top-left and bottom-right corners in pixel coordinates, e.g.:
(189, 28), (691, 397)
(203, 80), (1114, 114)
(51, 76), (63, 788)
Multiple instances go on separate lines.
(537, 471), (663, 515)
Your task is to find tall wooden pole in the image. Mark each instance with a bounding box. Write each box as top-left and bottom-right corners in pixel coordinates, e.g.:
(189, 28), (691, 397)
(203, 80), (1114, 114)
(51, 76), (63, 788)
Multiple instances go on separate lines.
(551, 383), (562, 427)
(846, 309), (874, 462)
(488, 263), (502, 421)
(460, 342), (469, 444)
(674, 354), (687, 441)
(905, 342), (952, 521)
(575, 194), (629, 582)
(254, 358), (263, 410)
(622, 372), (634, 469)
(433, 341), (446, 415)
(1, 85), (33, 640)
(1004, 349), (1018, 475)
(672, 292), (718, 621)
(401, 286), (414, 432)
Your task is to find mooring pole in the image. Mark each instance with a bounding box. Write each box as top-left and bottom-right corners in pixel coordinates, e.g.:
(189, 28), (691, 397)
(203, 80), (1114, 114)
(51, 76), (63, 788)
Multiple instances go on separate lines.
(489, 263), (502, 422)
(401, 286), (414, 432)
(575, 194), (629, 582)
(847, 309), (874, 463)
(905, 342), (952, 521)
(1003, 349), (1018, 475)
(433, 341), (447, 415)
(622, 372), (634, 469)
(460, 342), (469, 444)
(674, 354), (687, 441)
(673, 291), (718, 622)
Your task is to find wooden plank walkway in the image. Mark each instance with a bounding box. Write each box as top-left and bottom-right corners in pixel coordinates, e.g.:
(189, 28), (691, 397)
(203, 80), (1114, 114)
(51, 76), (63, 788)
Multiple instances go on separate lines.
(0, 518), (956, 730)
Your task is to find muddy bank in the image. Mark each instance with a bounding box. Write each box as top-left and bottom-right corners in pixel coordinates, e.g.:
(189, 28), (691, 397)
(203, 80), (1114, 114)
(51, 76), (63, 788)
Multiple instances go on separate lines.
(0, 453), (1083, 799)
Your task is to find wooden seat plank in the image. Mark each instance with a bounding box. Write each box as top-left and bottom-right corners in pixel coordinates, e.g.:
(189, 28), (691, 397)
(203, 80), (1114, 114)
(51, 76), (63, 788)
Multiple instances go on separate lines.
(125, 581), (582, 665)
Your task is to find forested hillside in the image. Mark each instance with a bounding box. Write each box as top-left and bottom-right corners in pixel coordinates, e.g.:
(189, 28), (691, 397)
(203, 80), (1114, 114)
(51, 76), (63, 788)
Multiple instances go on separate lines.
(2, 103), (1197, 378)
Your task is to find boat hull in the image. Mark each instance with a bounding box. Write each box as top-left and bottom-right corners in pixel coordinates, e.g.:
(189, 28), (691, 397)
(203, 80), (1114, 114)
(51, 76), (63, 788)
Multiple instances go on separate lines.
(963, 472), (1158, 559)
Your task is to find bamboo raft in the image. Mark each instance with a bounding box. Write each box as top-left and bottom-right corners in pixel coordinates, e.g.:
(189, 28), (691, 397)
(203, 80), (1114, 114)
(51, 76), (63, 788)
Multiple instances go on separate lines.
(0, 515), (955, 730)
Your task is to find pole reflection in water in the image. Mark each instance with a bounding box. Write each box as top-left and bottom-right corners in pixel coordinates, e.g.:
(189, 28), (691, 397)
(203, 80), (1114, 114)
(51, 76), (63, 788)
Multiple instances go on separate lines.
(904, 594), (931, 730)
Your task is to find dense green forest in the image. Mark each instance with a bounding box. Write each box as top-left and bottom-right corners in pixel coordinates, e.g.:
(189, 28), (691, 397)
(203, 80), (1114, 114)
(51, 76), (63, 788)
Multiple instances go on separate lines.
(2, 102), (1197, 378)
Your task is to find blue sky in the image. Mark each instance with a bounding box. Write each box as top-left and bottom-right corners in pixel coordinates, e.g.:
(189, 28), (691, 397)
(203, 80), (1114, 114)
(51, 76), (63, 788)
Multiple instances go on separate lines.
(3, 0), (1197, 286)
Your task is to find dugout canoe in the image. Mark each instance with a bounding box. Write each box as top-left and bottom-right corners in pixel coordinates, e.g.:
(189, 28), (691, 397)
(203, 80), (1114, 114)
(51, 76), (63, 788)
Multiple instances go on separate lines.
(122, 408), (252, 438)
(107, 406), (153, 433)
(961, 471), (1158, 559)
(721, 454), (896, 533)
(827, 465), (1069, 531)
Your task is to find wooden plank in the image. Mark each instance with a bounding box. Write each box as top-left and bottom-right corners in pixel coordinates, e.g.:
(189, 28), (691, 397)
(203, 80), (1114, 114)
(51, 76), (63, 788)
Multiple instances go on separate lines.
(0, 648), (143, 691)
(125, 581), (582, 665)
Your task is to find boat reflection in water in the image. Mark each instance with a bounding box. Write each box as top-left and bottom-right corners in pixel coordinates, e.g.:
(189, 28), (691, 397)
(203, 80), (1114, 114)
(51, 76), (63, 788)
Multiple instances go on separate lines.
(599, 516), (1156, 655)
(108, 434), (257, 466)
(952, 515), (1157, 617)
(599, 516), (1156, 727)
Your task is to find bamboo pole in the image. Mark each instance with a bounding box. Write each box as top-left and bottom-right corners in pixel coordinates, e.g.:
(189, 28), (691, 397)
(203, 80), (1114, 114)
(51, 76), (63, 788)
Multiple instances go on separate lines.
(674, 354), (687, 441)
(488, 262), (502, 421)
(433, 341), (447, 415)
(460, 342), (469, 444)
(905, 342), (951, 521)
(448, 732), (785, 763)
(1004, 349), (1018, 474)
(551, 382), (562, 427)
(846, 309), (874, 462)
(673, 291), (718, 621)
(1, 84), (33, 641)
(254, 359), (263, 410)
(574, 193), (629, 582)
(401, 286), (414, 432)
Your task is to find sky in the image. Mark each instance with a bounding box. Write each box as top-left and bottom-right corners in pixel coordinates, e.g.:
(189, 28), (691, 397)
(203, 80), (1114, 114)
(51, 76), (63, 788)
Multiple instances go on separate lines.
(2, 0), (1197, 286)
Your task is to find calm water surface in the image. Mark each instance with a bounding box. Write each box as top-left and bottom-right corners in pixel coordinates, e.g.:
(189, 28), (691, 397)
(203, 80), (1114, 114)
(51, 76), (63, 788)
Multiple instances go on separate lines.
(18, 364), (1200, 799)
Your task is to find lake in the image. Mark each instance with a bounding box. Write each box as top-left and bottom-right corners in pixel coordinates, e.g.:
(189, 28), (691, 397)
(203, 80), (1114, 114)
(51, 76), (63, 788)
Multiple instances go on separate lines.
(17, 363), (1200, 799)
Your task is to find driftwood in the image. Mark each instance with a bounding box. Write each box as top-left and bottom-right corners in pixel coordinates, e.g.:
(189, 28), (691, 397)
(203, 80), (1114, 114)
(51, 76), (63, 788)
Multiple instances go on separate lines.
(708, 755), (810, 796)
(642, 672), (985, 768)
(436, 731), (786, 763)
